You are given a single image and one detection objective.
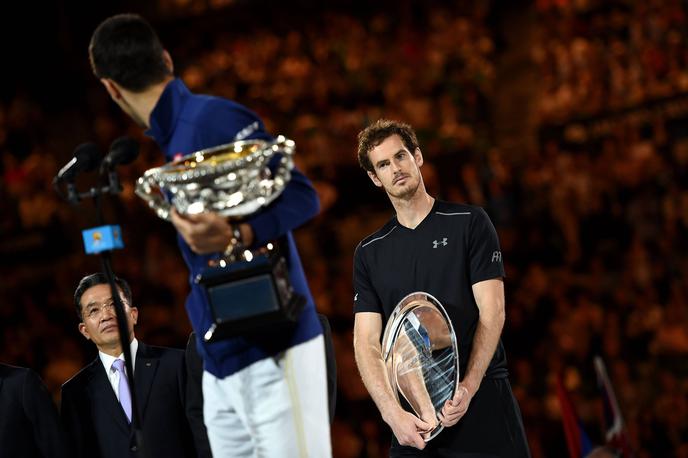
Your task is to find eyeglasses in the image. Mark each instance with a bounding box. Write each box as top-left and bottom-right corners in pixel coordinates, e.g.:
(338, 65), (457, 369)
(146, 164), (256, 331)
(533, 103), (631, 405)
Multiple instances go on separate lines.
(82, 298), (128, 320)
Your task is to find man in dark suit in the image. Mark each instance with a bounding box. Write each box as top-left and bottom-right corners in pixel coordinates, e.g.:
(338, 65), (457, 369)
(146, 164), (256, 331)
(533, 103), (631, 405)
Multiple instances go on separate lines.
(61, 273), (197, 458)
(0, 363), (68, 458)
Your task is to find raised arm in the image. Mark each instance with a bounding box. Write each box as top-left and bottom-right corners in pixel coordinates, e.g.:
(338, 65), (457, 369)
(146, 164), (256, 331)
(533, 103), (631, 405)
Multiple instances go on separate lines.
(169, 166), (319, 254)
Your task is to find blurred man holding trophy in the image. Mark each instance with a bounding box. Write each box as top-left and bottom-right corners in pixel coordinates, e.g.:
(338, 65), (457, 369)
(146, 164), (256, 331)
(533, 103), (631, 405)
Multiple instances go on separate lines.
(352, 120), (530, 457)
(89, 14), (331, 457)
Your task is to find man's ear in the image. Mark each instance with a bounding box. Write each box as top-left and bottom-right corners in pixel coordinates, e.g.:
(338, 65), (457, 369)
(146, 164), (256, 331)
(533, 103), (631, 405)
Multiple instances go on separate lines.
(414, 147), (424, 167)
(129, 307), (138, 326)
(162, 50), (174, 73)
(367, 170), (382, 188)
(78, 322), (91, 340)
(101, 78), (122, 101)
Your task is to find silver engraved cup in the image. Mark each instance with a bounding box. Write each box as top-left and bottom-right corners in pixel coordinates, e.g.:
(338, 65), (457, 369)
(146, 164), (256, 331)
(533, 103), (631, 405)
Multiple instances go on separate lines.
(135, 135), (295, 220)
(381, 292), (459, 441)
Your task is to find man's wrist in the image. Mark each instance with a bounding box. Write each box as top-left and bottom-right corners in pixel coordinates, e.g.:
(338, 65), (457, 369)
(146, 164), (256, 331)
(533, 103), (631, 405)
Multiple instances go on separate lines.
(223, 225), (244, 256)
(381, 401), (406, 425)
(460, 376), (480, 397)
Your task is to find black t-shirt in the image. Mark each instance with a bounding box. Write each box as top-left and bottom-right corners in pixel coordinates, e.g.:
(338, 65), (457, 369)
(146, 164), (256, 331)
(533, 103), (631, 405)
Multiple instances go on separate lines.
(353, 200), (508, 379)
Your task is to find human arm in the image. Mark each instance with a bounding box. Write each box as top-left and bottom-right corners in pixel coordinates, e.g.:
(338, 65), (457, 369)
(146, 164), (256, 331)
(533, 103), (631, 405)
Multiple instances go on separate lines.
(353, 312), (432, 449)
(169, 166), (318, 254)
(21, 369), (69, 458)
(439, 278), (505, 426)
(184, 334), (213, 458)
(60, 382), (97, 458)
(393, 328), (439, 435)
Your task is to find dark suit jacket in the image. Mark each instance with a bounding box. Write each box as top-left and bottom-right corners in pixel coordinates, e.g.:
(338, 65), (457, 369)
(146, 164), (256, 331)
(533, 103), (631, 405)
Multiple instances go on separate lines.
(60, 343), (196, 458)
(184, 333), (212, 458)
(0, 364), (68, 458)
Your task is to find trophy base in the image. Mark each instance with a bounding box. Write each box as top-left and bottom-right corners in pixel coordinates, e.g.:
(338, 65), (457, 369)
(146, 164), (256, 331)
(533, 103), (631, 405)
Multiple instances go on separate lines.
(196, 245), (305, 342)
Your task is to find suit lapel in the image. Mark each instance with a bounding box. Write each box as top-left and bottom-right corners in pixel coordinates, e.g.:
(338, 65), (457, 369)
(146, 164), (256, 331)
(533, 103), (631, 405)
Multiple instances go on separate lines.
(86, 359), (130, 435)
(134, 342), (159, 420)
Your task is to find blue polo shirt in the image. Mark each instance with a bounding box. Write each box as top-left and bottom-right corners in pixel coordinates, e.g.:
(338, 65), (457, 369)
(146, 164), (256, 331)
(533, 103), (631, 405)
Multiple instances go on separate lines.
(145, 78), (322, 377)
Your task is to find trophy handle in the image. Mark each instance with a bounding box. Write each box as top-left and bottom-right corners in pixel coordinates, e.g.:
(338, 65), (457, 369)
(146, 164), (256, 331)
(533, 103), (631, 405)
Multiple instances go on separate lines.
(135, 173), (172, 220)
(134, 136), (296, 222)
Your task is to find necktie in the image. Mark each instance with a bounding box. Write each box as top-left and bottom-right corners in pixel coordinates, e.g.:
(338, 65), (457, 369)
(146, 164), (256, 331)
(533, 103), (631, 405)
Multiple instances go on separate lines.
(112, 359), (132, 423)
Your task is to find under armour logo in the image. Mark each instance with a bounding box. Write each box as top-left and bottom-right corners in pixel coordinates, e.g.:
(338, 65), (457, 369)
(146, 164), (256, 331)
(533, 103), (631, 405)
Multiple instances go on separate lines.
(491, 251), (502, 262)
(433, 238), (448, 248)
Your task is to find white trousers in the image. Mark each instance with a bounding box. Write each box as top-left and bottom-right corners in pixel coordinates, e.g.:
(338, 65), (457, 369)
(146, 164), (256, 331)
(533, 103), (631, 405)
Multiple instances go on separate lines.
(203, 335), (332, 458)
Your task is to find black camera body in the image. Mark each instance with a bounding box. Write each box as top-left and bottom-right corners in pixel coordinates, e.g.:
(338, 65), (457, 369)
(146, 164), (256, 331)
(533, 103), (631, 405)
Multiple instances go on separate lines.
(196, 245), (305, 343)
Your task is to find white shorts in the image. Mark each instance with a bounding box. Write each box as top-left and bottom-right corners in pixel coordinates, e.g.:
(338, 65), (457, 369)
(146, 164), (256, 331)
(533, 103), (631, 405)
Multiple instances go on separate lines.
(202, 335), (332, 457)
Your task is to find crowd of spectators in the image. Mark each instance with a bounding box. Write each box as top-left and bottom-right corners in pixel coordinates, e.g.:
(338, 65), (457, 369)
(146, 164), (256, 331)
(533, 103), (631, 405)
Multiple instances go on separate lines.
(0, 0), (686, 456)
(534, 0), (688, 123)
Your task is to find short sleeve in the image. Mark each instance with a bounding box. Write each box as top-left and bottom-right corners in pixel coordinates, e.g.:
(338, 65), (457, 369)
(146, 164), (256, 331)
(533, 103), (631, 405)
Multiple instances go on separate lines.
(352, 243), (383, 314)
(468, 207), (506, 285)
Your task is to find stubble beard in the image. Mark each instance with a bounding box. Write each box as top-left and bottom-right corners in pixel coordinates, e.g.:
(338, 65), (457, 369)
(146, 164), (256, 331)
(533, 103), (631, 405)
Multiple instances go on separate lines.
(388, 176), (421, 201)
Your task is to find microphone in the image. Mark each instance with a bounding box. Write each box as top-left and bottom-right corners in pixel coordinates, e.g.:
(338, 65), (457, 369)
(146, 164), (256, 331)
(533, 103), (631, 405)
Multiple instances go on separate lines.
(55, 143), (101, 183)
(101, 137), (139, 171)
(101, 137), (139, 195)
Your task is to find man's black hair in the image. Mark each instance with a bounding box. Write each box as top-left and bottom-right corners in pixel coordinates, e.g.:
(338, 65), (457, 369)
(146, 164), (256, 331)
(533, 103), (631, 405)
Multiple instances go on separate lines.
(89, 13), (171, 92)
(74, 273), (133, 321)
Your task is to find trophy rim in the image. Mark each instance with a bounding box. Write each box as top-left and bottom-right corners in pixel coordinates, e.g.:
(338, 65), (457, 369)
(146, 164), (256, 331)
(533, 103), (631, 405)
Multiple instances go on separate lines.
(163, 139), (270, 174)
(381, 291), (460, 442)
(135, 136), (295, 220)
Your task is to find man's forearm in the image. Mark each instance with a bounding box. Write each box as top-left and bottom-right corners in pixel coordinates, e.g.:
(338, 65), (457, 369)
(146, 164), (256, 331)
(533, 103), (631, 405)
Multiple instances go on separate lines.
(354, 339), (402, 422)
(462, 305), (505, 394)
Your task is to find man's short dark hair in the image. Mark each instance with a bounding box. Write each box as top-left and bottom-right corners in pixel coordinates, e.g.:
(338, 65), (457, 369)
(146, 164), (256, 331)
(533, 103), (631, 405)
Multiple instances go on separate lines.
(89, 13), (171, 92)
(356, 119), (420, 173)
(74, 273), (133, 321)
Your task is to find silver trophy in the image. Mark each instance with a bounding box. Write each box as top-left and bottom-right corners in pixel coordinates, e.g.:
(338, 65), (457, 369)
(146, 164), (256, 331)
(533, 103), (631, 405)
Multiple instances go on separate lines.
(135, 135), (305, 342)
(381, 292), (459, 441)
(135, 135), (295, 221)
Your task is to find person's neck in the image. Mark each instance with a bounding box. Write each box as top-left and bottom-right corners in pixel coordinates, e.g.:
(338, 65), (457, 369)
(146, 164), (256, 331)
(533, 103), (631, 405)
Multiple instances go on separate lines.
(98, 336), (134, 358)
(121, 76), (174, 129)
(391, 189), (435, 229)
(99, 344), (123, 358)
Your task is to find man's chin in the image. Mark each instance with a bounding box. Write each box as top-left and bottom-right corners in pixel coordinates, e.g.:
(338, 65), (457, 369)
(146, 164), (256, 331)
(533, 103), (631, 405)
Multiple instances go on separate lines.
(101, 327), (120, 337)
(388, 183), (419, 200)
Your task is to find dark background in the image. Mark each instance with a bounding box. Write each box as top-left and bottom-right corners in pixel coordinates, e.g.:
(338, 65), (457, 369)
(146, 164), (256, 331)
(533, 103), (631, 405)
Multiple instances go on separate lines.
(1, 0), (687, 456)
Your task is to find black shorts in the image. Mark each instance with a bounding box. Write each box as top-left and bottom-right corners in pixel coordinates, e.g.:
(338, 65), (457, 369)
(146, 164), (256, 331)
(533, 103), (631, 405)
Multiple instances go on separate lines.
(390, 378), (530, 458)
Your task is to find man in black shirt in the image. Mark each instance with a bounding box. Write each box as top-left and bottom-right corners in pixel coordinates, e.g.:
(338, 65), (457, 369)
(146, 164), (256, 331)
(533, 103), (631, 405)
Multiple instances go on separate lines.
(352, 119), (530, 457)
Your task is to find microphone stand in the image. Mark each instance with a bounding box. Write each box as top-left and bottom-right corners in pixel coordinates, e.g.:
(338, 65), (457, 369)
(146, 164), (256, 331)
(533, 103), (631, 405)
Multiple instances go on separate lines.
(58, 168), (147, 457)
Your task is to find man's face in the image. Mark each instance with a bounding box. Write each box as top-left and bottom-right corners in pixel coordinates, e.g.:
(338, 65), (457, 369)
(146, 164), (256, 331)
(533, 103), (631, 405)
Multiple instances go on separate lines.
(367, 134), (423, 200)
(78, 283), (138, 352)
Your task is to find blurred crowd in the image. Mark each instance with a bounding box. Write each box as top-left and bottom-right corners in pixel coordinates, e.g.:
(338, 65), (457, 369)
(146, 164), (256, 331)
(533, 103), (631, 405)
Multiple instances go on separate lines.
(534, 0), (688, 123)
(1, 0), (687, 456)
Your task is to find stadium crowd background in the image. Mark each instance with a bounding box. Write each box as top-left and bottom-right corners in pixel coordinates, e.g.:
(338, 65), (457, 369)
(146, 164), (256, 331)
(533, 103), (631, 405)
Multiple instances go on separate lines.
(0, 0), (686, 456)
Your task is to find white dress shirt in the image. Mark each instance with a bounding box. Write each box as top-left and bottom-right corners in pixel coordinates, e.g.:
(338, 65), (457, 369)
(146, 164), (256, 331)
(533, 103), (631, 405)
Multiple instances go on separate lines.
(98, 338), (139, 401)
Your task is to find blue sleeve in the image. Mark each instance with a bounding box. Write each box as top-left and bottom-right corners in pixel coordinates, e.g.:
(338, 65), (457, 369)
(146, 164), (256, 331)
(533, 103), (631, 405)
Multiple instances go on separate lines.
(247, 162), (320, 246)
(182, 97), (319, 244)
(196, 101), (273, 148)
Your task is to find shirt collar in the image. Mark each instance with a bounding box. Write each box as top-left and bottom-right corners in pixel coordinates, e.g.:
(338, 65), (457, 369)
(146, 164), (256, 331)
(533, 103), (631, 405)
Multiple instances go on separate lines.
(144, 78), (190, 149)
(99, 338), (139, 373)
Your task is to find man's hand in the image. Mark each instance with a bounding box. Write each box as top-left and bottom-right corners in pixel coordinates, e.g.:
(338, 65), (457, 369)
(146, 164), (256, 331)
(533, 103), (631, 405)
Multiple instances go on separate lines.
(386, 408), (433, 450)
(438, 384), (473, 427)
(170, 208), (234, 254)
